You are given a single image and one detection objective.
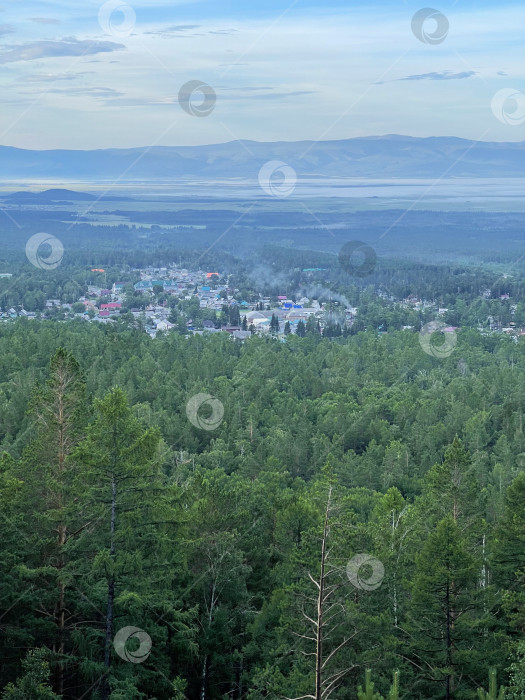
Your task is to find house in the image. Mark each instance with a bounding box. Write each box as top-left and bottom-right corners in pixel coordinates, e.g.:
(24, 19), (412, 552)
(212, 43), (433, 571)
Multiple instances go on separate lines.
(287, 308), (318, 320)
(155, 320), (174, 332)
(100, 303), (122, 310)
(246, 311), (267, 323)
(231, 330), (251, 340)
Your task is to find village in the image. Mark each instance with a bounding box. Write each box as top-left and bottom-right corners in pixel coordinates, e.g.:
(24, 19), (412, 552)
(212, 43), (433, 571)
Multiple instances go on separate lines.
(0, 264), (356, 338)
(1, 263), (524, 341)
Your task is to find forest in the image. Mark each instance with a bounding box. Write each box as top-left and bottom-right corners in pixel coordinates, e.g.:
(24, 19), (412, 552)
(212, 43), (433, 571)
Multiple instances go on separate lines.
(1, 317), (525, 698)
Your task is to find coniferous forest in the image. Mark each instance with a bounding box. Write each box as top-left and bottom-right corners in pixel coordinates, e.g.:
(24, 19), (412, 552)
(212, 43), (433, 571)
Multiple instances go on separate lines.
(1, 319), (525, 698)
(1, 0), (524, 696)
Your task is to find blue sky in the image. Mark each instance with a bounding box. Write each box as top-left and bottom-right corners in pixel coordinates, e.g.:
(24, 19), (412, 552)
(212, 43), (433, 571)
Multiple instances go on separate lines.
(0, 0), (524, 148)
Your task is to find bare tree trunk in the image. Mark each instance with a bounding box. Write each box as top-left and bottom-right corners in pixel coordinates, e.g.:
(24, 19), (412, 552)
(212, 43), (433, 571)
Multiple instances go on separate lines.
(445, 577), (452, 700)
(287, 483), (356, 700)
(314, 487), (331, 700)
(200, 655), (208, 700)
(200, 579), (217, 700)
(44, 356), (82, 696)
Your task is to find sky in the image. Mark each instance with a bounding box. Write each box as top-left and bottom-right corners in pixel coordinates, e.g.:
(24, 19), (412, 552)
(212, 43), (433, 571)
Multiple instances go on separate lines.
(0, 0), (524, 149)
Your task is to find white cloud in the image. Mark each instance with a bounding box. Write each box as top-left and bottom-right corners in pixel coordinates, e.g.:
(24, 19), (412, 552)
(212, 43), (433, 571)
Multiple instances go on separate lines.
(1, 3), (524, 147)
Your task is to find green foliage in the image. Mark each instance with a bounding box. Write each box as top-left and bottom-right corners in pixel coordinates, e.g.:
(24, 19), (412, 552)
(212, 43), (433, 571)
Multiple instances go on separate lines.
(506, 642), (525, 699)
(477, 669), (505, 699)
(357, 669), (385, 700)
(0, 320), (524, 697)
(1, 649), (60, 700)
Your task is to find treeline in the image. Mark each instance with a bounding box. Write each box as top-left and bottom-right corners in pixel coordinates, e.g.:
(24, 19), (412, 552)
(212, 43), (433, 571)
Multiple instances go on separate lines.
(1, 322), (525, 697)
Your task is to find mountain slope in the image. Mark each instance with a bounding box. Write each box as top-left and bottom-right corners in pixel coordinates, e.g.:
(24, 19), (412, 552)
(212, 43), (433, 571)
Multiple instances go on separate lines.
(1, 135), (524, 180)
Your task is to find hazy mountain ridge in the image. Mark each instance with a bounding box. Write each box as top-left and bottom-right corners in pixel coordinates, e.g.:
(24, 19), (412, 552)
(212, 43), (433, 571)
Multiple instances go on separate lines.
(1, 135), (524, 181)
(4, 188), (132, 203)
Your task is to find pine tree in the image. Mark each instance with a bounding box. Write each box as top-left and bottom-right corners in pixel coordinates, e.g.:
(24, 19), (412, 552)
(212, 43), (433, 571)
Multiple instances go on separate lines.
(15, 348), (86, 695)
(357, 669), (384, 700)
(477, 669), (505, 699)
(73, 387), (193, 699)
(408, 516), (479, 699)
(387, 670), (400, 700)
(423, 437), (479, 526)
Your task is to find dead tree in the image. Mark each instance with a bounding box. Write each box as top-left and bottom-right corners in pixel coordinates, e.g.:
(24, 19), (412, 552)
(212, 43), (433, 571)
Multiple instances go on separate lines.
(287, 485), (357, 700)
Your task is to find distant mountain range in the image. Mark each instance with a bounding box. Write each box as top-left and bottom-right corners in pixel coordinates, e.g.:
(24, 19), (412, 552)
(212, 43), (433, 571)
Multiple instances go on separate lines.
(3, 188), (130, 203)
(1, 135), (524, 181)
